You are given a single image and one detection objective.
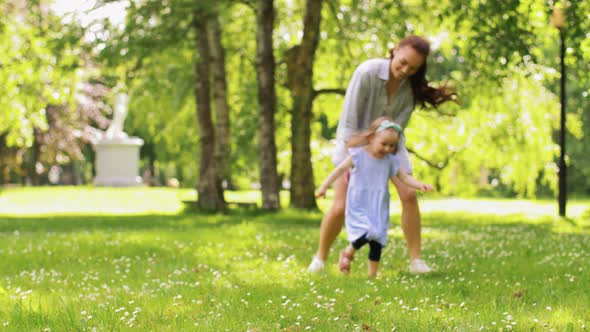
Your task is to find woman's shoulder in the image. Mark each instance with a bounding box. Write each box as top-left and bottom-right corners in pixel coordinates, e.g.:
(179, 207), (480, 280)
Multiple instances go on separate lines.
(355, 58), (389, 75)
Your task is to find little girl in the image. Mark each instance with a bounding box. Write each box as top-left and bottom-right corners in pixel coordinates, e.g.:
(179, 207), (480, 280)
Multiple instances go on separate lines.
(316, 116), (433, 277)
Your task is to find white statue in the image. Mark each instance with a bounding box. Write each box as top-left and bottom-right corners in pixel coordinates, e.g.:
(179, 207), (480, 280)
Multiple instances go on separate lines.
(105, 93), (129, 139)
(92, 90), (144, 186)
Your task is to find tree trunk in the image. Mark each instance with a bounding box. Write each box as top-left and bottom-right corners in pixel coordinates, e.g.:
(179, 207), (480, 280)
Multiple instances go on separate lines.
(193, 15), (225, 211)
(0, 134), (6, 184)
(286, 0), (323, 209)
(208, 15), (231, 189)
(147, 143), (156, 186)
(255, 0), (281, 210)
(26, 130), (42, 186)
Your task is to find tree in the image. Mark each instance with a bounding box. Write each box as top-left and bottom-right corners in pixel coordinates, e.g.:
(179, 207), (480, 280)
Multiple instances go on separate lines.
(208, 16), (231, 189)
(285, 0), (323, 209)
(255, 0), (281, 210)
(98, 0), (231, 209)
(193, 12), (225, 210)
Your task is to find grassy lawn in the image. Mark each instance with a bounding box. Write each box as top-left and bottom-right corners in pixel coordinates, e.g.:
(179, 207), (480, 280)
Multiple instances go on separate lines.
(0, 187), (589, 331)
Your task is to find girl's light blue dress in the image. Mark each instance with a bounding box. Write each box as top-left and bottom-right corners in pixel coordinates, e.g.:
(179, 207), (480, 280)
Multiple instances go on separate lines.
(345, 147), (399, 246)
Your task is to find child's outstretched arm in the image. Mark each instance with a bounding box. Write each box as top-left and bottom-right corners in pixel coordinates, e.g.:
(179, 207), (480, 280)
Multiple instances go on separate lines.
(394, 170), (434, 192)
(316, 156), (353, 198)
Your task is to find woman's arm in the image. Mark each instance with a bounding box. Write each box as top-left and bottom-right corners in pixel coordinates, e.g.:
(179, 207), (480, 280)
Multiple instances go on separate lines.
(316, 156), (354, 198)
(336, 64), (370, 143)
(394, 169), (434, 192)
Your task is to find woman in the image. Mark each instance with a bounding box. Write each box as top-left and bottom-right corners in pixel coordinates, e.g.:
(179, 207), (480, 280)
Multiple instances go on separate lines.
(308, 35), (457, 274)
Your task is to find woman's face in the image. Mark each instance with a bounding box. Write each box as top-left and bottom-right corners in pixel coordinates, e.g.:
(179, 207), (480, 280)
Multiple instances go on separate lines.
(390, 46), (425, 80)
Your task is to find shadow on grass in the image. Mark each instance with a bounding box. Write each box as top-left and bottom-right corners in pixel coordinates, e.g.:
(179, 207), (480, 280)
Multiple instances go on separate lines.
(0, 208), (587, 237)
(0, 208), (323, 234)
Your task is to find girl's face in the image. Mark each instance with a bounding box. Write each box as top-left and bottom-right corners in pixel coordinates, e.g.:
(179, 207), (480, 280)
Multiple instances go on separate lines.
(368, 129), (399, 159)
(390, 46), (425, 80)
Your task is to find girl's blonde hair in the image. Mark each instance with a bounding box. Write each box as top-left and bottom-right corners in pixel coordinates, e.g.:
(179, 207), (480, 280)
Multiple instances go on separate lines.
(346, 116), (401, 149)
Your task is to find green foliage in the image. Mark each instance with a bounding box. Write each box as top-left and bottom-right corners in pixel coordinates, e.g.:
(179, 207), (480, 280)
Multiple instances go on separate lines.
(125, 49), (199, 181)
(0, 8), (80, 148)
(409, 64), (562, 197)
(10, 0), (583, 196)
(223, 4), (263, 186)
(441, 0), (542, 79)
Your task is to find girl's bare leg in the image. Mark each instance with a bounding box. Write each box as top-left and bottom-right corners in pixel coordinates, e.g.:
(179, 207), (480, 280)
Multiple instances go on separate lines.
(338, 244), (356, 274)
(368, 260), (379, 278)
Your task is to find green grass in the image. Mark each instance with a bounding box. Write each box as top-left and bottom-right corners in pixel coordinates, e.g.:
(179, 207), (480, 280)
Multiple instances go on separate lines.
(0, 187), (589, 331)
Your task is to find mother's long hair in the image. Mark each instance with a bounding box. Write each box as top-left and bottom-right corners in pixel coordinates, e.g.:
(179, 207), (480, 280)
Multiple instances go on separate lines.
(389, 35), (457, 108)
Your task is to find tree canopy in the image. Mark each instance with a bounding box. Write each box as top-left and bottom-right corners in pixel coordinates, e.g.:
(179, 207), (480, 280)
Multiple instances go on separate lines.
(1, 0), (589, 201)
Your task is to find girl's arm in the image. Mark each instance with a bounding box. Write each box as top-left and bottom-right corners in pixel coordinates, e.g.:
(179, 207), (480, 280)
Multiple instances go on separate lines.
(394, 169), (434, 192)
(316, 156), (354, 198)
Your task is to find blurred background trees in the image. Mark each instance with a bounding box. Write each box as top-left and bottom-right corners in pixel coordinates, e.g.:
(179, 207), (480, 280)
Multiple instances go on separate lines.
(1, 0), (588, 209)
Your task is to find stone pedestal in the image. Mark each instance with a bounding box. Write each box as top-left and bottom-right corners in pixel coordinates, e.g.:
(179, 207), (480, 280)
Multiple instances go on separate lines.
(94, 137), (144, 186)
